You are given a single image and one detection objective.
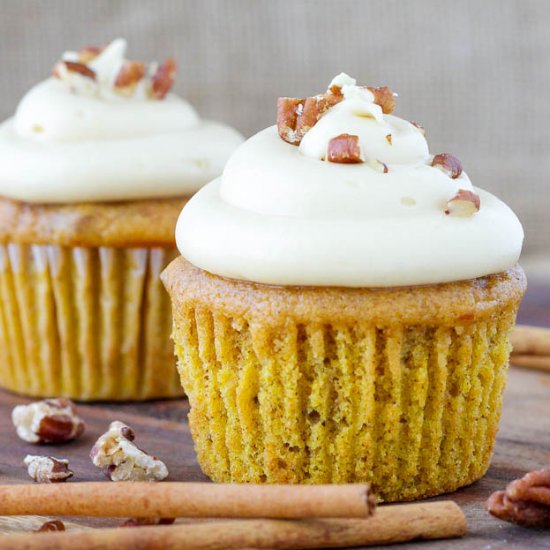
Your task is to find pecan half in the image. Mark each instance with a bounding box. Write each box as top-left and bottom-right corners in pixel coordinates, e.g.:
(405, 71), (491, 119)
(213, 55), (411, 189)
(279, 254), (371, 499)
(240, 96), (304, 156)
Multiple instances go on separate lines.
(35, 520), (65, 533)
(445, 189), (480, 216)
(327, 134), (363, 164)
(24, 455), (74, 483)
(150, 58), (176, 99)
(12, 398), (85, 444)
(90, 421), (168, 482)
(432, 153), (463, 179)
(486, 467), (550, 528)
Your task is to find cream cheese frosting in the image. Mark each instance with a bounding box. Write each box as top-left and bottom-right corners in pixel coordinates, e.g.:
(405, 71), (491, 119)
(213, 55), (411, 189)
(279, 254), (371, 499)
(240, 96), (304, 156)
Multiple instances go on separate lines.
(0, 39), (243, 203)
(176, 73), (524, 288)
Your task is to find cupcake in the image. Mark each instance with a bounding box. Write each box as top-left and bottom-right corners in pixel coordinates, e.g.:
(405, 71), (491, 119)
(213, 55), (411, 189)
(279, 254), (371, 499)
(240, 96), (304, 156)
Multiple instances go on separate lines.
(0, 39), (243, 401)
(162, 73), (525, 500)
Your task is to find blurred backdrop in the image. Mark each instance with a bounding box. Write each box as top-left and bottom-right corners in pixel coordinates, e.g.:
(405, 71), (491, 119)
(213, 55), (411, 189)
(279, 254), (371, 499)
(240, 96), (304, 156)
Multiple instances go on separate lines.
(0, 0), (548, 260)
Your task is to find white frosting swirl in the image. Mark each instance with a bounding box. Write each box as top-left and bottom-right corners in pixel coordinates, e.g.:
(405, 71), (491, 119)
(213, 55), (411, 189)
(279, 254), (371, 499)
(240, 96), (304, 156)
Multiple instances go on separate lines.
(176, 74), (523, 287)
(0, 39), (243, 203)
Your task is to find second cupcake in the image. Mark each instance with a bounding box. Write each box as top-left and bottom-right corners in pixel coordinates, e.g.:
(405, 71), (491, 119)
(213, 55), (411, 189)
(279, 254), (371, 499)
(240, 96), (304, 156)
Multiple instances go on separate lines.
(0, 39), (243, 401)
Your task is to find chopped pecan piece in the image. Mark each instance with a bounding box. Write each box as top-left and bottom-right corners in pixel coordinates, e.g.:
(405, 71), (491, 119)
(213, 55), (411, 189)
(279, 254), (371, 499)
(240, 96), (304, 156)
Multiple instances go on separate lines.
(277, 91), (343, 145)
(373, 160), (389, 173)
(366, 86), (395, 114)
(62, 61), (96, 80)
(35, 520), (66, 532)
(277, 97), (306, 145)
(150, 58), (176, 99)
(12, 398), (85, 444)
(24, 455), (74, 483)
(115, 61), (146, 95)
(445, 189), (480, 216)
(410, 121), (425, 135)
(486, 467), (550, 528)
(90, 421), (168, 481)
(327, 134), (363, 164)
(432, 153), (463, 179)
(78, 46), (103, 63)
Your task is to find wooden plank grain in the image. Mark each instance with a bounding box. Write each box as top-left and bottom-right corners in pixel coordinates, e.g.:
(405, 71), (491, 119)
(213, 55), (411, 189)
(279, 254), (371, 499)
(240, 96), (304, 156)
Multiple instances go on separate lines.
(0, 279), (548, 548)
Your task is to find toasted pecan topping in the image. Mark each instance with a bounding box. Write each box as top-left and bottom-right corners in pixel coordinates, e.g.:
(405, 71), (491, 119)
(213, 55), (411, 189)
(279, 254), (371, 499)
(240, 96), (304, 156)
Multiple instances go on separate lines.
(445, 189), (480, 216)
(150, 58), (176, 99)
(327, 134), (363, 164)
(410, 121), (425, 135)
(366, 86), (395, 114)
(78, 46), (103, 63)
(277, 79), (395, 145)
(277, 91), (343, 145)
(432, 153), (463, 179)
(62, 61), (97, 80)
(115, 61), (146, 94)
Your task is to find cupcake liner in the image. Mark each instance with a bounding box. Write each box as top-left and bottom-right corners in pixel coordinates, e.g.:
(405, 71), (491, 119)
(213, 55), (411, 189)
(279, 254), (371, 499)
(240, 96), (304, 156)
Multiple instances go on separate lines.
(0, 243), (181, 401)
(171, 304), (516, 501)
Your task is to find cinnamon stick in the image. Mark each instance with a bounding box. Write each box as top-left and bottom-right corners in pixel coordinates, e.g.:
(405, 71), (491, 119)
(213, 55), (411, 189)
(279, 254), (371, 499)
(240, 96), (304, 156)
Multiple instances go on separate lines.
(510, 354), (550, 373)
(0, 482), (374, 519)
(511, 325), (550, 357)
(0, 502), (467, 550)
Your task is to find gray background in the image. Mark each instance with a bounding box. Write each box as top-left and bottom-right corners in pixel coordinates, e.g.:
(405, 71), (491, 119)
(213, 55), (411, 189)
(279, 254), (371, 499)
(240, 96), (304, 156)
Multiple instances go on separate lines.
(0, 0), (548, 257)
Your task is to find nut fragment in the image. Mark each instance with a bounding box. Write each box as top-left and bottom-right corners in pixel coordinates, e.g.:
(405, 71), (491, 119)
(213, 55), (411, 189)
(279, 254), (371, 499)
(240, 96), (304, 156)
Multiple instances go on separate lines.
(410, 121), (425, 135)
(24, 455), (74, 483)
(277, 90), (342, 145)
(62, 61), (97, 80)
(327, 134), (363, 164)
(486, 467), (550, 528)
(35, 520), (65, 532)
(277, 79), (395, 146)
(12, 398), (85, 444)
(120, 517), (175, 528)
(366, 86), (395, 114)
(90, 421), (168, 481)
(150, 58), (176, 99)
(115, 61), (146, 95)
(432, 153), (463, 179)
(445, 189), (480, 216)
(78, 46), (103, 63)
(385, 134), (392, 145)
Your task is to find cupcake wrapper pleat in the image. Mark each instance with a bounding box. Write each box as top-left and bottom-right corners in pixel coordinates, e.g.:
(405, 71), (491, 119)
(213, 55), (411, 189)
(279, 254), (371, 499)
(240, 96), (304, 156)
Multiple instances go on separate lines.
(172, 305), (516, 501)
(0, 243), (181, 401)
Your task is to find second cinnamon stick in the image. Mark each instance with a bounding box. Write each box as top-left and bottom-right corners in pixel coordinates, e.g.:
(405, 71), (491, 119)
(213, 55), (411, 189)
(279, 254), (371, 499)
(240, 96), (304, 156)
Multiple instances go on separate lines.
(0, 502), (467, 550)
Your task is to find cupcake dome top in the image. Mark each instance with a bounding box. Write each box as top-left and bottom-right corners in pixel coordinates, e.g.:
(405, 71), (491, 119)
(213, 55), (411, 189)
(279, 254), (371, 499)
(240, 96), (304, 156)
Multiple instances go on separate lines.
(177, 73), (523, 287)
(0, 39), (243, 203)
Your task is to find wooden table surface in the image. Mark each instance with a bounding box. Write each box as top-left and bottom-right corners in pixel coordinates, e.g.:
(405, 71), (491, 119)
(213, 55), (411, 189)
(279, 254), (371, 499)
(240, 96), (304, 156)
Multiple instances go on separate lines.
(0, 276), (549, 549)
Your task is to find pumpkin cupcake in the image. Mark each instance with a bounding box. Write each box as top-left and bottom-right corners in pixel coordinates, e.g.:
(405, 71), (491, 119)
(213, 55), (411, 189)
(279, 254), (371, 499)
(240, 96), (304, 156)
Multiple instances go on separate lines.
(162, 73), (525, 501)
(0, 39), (243, 401)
